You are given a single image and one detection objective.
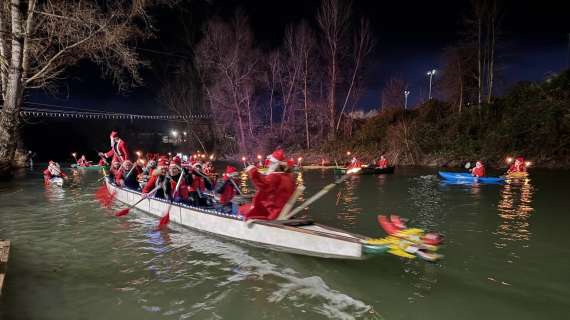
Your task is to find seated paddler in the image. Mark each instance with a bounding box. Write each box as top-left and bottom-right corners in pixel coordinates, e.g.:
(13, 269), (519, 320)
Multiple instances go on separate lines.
(142, 157), (169, 199)
(115, 160), (142, 191)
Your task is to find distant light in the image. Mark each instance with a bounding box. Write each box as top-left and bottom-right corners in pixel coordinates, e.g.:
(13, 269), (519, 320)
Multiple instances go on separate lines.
(346, 151), (351, 156)
(136, 151), (141, 157)
(298, 157), (303, 162)
(241, 156), (246, 161)
(525, 161), (531, 167)
(168, 152), (172, 156)
(201, 154), (205, 158)
(404, 90), (410, 95)
(209, 155), (214, 160)
(183, 131), (187, 136)
(171, 130), (178, 137)
(257, 155), (262, 160)
(72, 152), (77, 158)
(506, 157), (513, 163)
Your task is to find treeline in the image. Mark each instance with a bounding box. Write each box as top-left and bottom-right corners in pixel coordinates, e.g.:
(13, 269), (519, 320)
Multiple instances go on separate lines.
(160, 0), (569, 167)
(334, 71), (570, 167)
(162, 0), (373, 155)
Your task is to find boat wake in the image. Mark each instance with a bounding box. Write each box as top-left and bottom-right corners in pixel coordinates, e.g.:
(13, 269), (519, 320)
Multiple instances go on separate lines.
(136, 217), (377, 320)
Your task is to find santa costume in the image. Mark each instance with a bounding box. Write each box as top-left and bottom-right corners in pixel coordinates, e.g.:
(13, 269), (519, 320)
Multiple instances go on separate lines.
(103, 131), (129, 163)
(240, 149), (295, 221)
(215, 166), (241, 213)
(471, 161), (486, 177)
(142, 157), (169, 199)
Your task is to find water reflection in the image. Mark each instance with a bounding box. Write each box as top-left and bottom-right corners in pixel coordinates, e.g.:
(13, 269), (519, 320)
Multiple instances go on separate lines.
(335, 176), (361, 228)
(44, 184), (66, 202)
(408, 175), (443, 231)
(495, 178), (534, 252)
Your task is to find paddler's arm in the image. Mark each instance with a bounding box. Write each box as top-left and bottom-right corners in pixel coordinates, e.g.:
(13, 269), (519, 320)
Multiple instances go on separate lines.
(247, 166), (271, 189)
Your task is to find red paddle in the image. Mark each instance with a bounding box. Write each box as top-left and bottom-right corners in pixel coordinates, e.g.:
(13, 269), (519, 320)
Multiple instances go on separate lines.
(157, 172), (184, 230)
(114, 184), (161, 217)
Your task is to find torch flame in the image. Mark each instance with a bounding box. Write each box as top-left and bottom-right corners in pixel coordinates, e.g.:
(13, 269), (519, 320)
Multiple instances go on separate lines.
(525, 161), (531, 167)
(506, 157), (513, 163)
(346, 167), (362, 174)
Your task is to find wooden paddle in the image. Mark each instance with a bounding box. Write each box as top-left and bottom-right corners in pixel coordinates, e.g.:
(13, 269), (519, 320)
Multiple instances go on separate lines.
(114, 184), (161, 217)
(280, 168), (361, 221)
(157, 172), (185, 229)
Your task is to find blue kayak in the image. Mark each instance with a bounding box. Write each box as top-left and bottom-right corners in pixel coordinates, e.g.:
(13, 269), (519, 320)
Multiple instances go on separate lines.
(438, 171), (505, 184)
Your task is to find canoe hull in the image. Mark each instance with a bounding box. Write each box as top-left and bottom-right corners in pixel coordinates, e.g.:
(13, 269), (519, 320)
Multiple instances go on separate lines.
(71, 164), (104, 171)
(106, 181), (368, 259)
(438, 171), (504, 184)
(334, 166), (395, 175)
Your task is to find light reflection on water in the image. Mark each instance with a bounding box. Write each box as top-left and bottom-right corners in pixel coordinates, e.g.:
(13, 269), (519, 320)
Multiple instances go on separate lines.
(495, 178), (534, 253)
(335, 176), (361, 228)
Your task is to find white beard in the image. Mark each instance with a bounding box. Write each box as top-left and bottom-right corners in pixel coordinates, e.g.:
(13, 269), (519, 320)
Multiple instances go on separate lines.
(266, 161), (280, 174)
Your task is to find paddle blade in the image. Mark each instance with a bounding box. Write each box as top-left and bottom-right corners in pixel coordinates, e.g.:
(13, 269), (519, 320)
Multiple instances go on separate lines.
(157, 211), (170, 229)
(115, 208), (130, 217)
(103, 191), (116, 208)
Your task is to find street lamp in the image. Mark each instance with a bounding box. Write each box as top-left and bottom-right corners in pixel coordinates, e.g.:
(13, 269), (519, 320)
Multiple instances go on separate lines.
(404, 90), (410, 110)
(171, 130), (178, 137)
(426, 69), (436, 100)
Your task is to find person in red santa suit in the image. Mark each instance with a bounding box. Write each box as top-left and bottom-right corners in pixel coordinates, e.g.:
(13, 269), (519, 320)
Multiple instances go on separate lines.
(348, 157), (362, 170)
(215, 166), (242, 214)
(115, 160), (142, 190)
(470, 161), (486, 177)
(239, 149), (296, 221)
(187, 162), (212, 206)
(165, 156), (190, 203)
(99, 131), (129, 164)
(43, 161), (68, 184)
(77, 155), (91, 167)
(507, 157), (526, 174)
(142, 157), (169, 199)
(376, 155), (388, 169)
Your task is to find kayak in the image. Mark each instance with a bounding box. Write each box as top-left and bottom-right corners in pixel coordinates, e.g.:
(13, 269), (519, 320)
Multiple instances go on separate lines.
(48, 177), (64, 187)
(334, 166), (395, 175)
(71, 164), (105, 171)
(438, 171), (505, 184)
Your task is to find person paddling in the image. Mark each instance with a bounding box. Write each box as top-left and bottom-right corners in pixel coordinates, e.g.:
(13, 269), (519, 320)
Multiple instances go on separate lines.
(142, 157), (169, 199)
(99, 131), (129, 163)
(43, 161), (68, 184)
(77, 155), (90, 167)
(166, 156), (189, 203)
(470, 161), (486, 177)
(348, 157), (362, 170)
(507, 157), (526, 174)
(115, 160), (142, 191)
(376, 155), (388, 169)
(188, 162), (211, 206)
(215, 166), (241, 214)
(239, 149), (295, 221)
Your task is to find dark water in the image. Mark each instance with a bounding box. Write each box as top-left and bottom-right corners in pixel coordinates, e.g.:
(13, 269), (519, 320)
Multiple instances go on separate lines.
(1, 167), (569, 320)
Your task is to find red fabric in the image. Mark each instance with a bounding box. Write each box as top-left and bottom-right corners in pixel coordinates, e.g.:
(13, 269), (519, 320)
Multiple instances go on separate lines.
(105, 139), (129, 163)
(98, 159), (106, 166)
(241, 167), (295, 220)
(271, 149), (286, 161)
(169, 176), (189, 199)
(143, 174), (161, 193)
(348, 160), (362, 170)
(77, 157), (89, 167)
(508, 162), (526, 173)
(219, 179), (237, 205)
(43, 168), (67, 179)
(189, 174), (206, 192)
(472, 166), (485, 177)
(115, 166), (141, 186)
(376, 159), (388, 168)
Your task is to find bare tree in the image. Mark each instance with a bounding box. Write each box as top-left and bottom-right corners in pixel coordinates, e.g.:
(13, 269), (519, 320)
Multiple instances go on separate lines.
(335, 18), (373, 132)
(317, 0), (352, 139)
(194, 14), (260, 154)
(264, 51), (280, 129)
(0, 0), (159, 176)
(381, 77), (408, 109)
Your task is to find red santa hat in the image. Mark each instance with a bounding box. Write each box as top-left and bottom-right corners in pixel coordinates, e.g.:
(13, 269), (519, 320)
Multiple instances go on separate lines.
(157, 157), (169, 167)
(267, 149), (286, 163)
(225, 165), (238, 177)
(170, 156), (182, 168)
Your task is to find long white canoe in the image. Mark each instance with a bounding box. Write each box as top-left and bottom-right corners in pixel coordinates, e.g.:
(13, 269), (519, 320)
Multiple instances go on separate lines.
(106, 180), (383, 259)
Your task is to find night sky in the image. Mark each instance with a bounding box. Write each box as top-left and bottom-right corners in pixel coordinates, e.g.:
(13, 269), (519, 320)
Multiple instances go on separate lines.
(30, 0), (569, 112)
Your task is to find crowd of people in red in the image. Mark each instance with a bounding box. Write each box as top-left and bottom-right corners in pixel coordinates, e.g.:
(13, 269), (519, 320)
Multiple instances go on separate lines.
(44, 130), (531, 220)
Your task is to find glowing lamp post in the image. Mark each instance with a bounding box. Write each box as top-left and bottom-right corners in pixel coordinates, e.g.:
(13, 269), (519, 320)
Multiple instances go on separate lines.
(297, 157), (303, 166)
(404, 90), (410, 110)
(136, 151), (141, 158)
(242, 156), (247, 168)
(426, 69), (436, 100)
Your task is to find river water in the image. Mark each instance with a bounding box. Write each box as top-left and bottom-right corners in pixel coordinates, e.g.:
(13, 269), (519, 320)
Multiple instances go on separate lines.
(0, 166), (569, 320)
